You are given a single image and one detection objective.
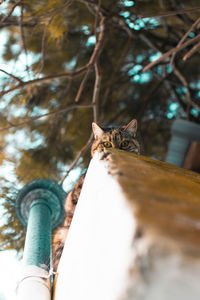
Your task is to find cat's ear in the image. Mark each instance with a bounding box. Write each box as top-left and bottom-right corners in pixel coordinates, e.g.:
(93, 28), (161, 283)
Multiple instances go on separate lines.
(92, 122), (104, 139)
(123, 119), (137, 136)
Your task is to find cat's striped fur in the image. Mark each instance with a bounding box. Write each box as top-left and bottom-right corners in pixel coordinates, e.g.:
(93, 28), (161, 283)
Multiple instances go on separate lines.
(91, 119), (140, 156)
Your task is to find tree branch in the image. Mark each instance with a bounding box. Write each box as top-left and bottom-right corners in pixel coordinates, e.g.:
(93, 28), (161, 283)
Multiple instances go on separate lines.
(36, 23), (48, 74)
(0, 65), (88, 98)
(0, 0), (22, 25)
(140, 6), (200, 19)
(183, 40), (200, 61)
(74, 16), (106, 102)
(142, 33), (200, 72)
(0, 104), (94, 132)
(0, 69), (23, 83)
(172, 64), (200, 113)
(19, 3), (30, 75)
(170, 17), (200, 65)
(59, 132), (94, 186)
(92, 61), (101, 123)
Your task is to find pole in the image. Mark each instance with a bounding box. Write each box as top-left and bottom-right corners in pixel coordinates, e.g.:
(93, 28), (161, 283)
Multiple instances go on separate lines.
(15, 179), (66, 300)
(165, 119), (200, 167)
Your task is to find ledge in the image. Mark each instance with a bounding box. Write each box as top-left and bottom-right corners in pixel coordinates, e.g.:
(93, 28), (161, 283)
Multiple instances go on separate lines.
(110, 149), (200, 251)
(54, 149), (200, 300)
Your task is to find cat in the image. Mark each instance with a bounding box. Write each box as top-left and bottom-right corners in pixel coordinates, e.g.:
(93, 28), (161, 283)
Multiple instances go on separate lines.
(52, 119), (140, 271)
(52, 173), (85, 271)
(91, 119), (140, 156)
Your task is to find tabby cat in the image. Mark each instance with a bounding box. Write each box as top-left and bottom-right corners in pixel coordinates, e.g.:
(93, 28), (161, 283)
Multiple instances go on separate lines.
(52, 119), (140, 271)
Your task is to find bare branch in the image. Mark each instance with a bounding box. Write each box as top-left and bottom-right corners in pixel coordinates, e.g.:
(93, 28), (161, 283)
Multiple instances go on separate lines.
(183, 40), (200, 61)
(0, 17), (36, 28)
(172, 64), (200, 112)
(0, 104), (94, 132)
(19, 3), (30, 76)
(0, 65), (88, 98)
(92, 62), (101, 123)
(161, 17), (200, 117)
(94, 0), (101, 35)
(74, 68), (91, 103)
(139, 33), (160, 52)
(59, 132), (94, 186)
(78, 0), (108, 17)
(0, 0), (22, 25)
(140, 6), (200, 19)
(0, 112), (15, 127)
(170, 17), (200, 65)
(74, 16), (106, 102)
(56, 6), (103, 181)
(36, 23), (48, 74)
(0, 69), (23, 83)
(142, 33), (200, 72)
(36, 1), (73, 74)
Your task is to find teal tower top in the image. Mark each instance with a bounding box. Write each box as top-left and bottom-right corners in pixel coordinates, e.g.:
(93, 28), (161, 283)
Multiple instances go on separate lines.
(15, 179), (66, 268)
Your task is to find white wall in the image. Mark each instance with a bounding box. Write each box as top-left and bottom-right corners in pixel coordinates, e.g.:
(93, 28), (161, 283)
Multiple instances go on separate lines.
(54, 155), (136, 300)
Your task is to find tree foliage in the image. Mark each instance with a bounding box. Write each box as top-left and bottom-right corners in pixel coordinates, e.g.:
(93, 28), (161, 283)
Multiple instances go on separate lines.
(0, 0), (200, 251)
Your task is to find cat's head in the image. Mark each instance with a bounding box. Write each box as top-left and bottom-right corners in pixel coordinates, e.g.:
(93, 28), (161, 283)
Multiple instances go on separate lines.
(91, 119), (140, 157)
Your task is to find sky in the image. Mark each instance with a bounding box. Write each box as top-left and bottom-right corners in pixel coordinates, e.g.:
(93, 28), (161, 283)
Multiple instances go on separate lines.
(0, 250), (22, 300)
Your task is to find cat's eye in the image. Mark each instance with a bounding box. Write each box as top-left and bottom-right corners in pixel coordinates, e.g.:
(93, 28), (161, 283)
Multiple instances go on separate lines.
(121, 140), (129, 148)
(103, 141), (112, 148)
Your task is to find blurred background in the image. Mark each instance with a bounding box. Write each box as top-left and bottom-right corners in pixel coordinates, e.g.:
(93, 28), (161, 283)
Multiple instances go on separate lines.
(0, 0), (200, 298)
